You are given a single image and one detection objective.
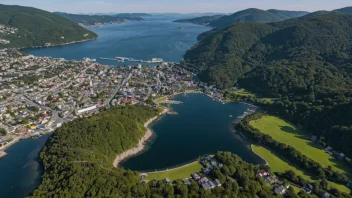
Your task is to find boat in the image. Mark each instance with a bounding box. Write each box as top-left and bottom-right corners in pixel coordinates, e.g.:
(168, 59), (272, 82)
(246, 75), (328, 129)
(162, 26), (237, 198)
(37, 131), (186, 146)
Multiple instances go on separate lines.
(178, 26), (184, 30)
(229, 115), (233, 117)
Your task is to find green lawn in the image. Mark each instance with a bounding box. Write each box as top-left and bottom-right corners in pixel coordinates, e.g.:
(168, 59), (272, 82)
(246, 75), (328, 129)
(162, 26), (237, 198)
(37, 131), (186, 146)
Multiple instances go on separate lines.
(252, 145), (351, 193)
(250, 116), (349, 175)
(154, 96), (168, 104)
(145, 161), (203, 181)
(233, 88), (255, 96)
(252, 145), (313, 180)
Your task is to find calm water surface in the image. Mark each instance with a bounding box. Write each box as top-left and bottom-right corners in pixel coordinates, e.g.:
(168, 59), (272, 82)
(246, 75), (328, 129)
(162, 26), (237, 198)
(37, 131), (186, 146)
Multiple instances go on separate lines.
(122, 94), (264, 171)
(0, 135), (49, 197)
(23, 16), (210, 65)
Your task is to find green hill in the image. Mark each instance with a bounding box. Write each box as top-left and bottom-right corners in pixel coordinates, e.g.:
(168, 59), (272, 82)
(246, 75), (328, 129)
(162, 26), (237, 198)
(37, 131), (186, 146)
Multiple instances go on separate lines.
(302, 6), (352, 18)
(208, 8), (308, 29)
(333, 6), (352, 14)
(54, 12), (144, 27)
(184, 13), (352, 161)
(194, 8), (308, 40)
(0, 4), (98, 48)
(173, 15), (224, 25)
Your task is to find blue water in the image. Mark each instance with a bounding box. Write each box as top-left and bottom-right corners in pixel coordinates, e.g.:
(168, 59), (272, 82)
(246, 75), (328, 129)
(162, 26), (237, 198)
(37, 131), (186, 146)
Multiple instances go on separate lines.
(122, 94), (264, 171)
(0, 135), (50, 197)
(23, 16), (210, 66)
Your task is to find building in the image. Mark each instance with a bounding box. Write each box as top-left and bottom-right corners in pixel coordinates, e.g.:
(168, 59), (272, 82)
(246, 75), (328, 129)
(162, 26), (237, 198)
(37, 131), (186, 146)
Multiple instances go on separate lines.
(191, 173), (201, 180)
(76, 105), (97, 115)
(275, 184), (289, 195)
(257, 170), (269, 177)
(183, 178), (191, 185)
(164, 178), (171, 185)
(213, 179), (222, 187)
(202, 182), (211, 190)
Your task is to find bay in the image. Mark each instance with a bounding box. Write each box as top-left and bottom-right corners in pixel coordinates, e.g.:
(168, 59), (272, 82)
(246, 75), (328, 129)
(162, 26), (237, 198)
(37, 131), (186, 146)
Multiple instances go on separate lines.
(122, 93), (264, 171)
(0, 135), (50, 197)
(23, 15), (211, 65)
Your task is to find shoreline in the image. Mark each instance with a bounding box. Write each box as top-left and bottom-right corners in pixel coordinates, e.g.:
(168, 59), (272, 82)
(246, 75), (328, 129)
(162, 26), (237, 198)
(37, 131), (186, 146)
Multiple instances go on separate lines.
(17, 37), (99, 50)
(144, 160), (199, 175)
(250, 144), (269, 166)
(113, 107), (170, 167)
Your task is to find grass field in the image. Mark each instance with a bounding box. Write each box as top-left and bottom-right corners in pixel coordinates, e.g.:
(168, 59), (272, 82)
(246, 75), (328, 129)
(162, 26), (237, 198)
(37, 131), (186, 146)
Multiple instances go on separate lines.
(226, 88), (275, 104)
(154, 96), (169, 104)
(233, 88), (255, 96)
(252, 145), (351, 193)
(145, 161), (203, 181)
(250, 116), (349, 175)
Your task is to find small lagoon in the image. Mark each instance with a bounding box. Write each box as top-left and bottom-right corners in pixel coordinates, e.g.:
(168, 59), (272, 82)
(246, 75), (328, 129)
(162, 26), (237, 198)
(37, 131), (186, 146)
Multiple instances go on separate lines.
(122, 93), (264, 171)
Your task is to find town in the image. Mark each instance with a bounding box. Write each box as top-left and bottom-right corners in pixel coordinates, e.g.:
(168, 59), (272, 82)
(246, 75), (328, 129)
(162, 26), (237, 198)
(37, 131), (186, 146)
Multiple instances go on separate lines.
(0, 48), (225, 157)
(0, 25), (17, 45)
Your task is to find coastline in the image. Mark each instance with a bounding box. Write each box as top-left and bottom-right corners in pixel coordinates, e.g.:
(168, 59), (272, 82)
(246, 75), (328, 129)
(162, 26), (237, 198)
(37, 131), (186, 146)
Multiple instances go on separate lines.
(250, 144), (269, 166)
(113, 107), (170, 167)
(17, 37), (99, 50)
(145, 160), (199, 174)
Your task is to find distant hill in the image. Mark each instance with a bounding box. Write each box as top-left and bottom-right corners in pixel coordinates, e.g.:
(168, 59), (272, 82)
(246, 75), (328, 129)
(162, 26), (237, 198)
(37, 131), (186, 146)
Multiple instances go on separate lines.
(0, 4), (98, 48)
(333, 6), (352, 14)
(173, 15), (224, 25)
(185, 8), (308, 40)
(183, 8), (309, 29)
(302, 6), (352, 18)
(55, 12), (145, 27)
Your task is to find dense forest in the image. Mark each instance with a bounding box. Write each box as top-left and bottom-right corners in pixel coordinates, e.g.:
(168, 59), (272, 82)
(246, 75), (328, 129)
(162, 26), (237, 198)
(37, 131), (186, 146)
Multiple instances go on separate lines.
(184, 13), (352, 161)
(0, 4), (98, 48)
(208, 8), (308, 29)
(55, 12), (145, 26)
(194, 9), (308, 40)
(31, 105), (301, 197)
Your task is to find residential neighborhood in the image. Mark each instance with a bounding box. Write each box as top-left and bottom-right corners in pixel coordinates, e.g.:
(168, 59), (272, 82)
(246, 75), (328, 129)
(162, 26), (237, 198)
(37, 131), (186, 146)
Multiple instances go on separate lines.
(0, 48), (225, 156)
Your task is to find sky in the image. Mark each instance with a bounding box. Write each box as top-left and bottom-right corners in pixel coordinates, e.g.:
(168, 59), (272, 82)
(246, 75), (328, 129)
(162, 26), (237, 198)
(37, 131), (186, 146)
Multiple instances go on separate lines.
(0, 0), (351, 14)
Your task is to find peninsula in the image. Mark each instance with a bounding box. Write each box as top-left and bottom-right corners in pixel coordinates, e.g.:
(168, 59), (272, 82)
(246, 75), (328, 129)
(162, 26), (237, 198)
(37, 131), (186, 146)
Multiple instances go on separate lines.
(113, 107), (169, 167)
(0, 4), (98, 49)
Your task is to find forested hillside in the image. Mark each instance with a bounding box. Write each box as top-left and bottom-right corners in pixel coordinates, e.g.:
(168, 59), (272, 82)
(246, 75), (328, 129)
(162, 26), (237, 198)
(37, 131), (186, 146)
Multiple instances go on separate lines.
(55, 12), (144, 26)
(31, 105), (290, 197)
(184, 13), (352, 159)
(208, 8), (308, 29)
(0, 4), (98, 48)
(193, 8), (308, 40)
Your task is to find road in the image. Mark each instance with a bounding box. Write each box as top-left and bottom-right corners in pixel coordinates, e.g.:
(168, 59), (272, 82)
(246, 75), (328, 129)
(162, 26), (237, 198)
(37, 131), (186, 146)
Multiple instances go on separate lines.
(106, 70), (134, 107)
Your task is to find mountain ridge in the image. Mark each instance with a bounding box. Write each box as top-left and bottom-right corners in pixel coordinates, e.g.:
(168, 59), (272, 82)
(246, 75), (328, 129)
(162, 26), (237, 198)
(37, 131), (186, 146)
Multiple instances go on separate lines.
(174, 8), (309, 29)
